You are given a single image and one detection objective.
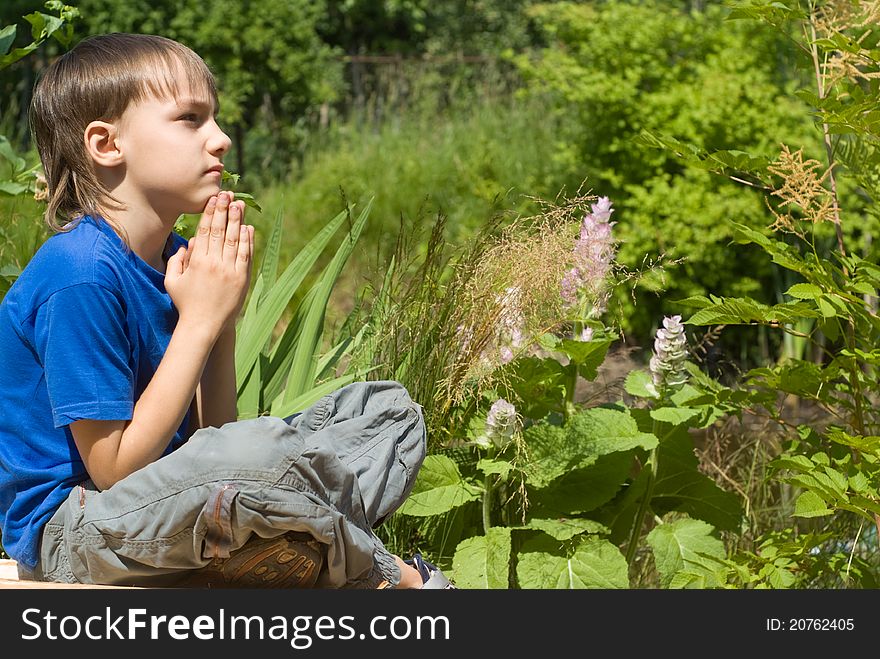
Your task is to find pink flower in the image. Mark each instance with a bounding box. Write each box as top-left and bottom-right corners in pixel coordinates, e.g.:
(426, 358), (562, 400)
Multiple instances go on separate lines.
(561, 196), (617, 315)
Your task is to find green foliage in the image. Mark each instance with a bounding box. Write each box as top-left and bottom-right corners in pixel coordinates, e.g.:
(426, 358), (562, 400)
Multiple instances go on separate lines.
(647, 0), (880, 587)
(256, 92), (568, 285)
(513, 0), (820, 348)
(0, 2), (78, 299)
(234, 200), (376, 419)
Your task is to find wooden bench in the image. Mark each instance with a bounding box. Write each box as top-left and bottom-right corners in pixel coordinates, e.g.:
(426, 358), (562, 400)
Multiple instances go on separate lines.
(0, 559), (135, 588)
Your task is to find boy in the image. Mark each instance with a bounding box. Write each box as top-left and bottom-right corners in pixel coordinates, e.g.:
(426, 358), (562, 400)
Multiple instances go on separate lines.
(0, 33), (445, 589)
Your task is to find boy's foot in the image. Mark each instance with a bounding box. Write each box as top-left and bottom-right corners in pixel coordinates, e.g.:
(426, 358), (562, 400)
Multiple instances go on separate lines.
(405, 553), (457, 589)
(181, 531), (325, 588)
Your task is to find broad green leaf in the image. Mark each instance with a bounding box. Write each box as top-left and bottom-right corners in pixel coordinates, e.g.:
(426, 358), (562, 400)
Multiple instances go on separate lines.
(0, 136), (26, 171)
(0, 25), (16, 57)
(785, 283), (822, 300)
(624, 369), (655, 398)
(397, 454), (482, 517)
(509, 356), (568, 418)
(25, 11), (63, 41)
(816, 296), (836, 318)
(529, 452), (632, 515)
(231, 191), (262, 213)
(649, 407), (701, 426)
(477, 458), (514, 480)
(524, 407), (657, 488)
(0, 42), (37, 69)
(236, 353), (263, 419)
(0, 181), (29, 196)
(557, 337), (614, 381)
(686, 296), (818, 326)
(651, 427), (743, 531)
(450, 527), (511, 589)
(262, 285), (319, 405)
(259, 208), (284, 292)
(793, 490), (833, 518)
(516, 536), (629, 589)
(0, 264), (22, 280)
(521, 517), (608, 541)
(646, 518), (725, 588)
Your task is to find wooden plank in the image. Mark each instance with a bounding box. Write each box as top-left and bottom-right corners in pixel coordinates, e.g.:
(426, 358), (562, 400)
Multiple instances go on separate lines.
(0, 559), (18, 581)
(0, 559), (139, 588)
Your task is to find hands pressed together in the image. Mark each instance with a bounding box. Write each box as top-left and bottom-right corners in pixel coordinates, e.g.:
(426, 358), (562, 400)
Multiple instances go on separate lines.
(165, 191), (253, 339)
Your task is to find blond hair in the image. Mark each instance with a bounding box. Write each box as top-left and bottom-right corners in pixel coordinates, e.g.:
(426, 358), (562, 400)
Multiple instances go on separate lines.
(30, 33), (218, 233)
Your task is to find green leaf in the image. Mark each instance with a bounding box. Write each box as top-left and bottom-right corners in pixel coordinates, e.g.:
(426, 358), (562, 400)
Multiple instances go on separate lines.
(524, 407), (657, 488)
(0, 181), (29, 196)
(516, 536), (629, 589)
(283, 201), (370, 402)
(268, 372), (361, 419)
(509, 356), (568, 418)
(652, 427), (743, 531)
(450, 528), (512, 589)
(477, 458), (514, 480)
(235, 207), (351, 386)
(646, 518), (725, 588)
(231, 191), (262, 213)
(529, 452), (633, 515)
(24, 11), (63, 41)
(557, 337), (614, 381)
(0, 136), (25, 172)
(785, 283), (822, 300)
(258, 208), (284, 291)
(649, 406), (701, 426)
(397, 455), (482, 517)
(521, 517), (608, 541)
(0, 25), (16, 56)
(793, 490), (833, 518)
(624, 369), (655, 398)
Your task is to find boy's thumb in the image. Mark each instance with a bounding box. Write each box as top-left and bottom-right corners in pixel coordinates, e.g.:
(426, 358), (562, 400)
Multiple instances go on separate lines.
(166, 246), (185, 279)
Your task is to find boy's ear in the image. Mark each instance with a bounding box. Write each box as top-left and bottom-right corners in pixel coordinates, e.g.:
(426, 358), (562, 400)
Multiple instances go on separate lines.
(84, 120), (123, 167)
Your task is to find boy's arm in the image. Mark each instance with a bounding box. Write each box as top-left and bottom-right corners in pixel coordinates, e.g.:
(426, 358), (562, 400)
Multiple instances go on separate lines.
(190, 326), (239, 431)
(71, 318), (219, 490)
(71, 193), (252, 490)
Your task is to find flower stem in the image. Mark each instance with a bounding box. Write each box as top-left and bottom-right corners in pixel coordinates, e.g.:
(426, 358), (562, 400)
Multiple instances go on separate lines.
(482, 447), (496, 533)
(564, 321), (582, 422)
(625, 417), (661, 567)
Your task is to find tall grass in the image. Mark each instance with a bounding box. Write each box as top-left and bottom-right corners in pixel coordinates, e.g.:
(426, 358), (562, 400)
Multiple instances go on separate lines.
(251, 93), (573, 331)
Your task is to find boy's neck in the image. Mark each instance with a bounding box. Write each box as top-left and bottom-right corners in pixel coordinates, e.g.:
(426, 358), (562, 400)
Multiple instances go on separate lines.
(102, 201), (177, 272)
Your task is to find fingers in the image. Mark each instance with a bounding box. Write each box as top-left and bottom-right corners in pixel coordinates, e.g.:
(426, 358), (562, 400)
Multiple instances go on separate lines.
(194, 195), (218, 254)
(223, 198), (244, 261)
(208, 192), (231, 256)
(165, 246), (185, 284)
(235, 223), (255, 273)
(182, 235), (194, 270)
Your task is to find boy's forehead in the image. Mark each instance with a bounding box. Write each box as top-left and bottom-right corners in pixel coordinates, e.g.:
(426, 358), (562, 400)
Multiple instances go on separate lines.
(144, 60), (216, 108)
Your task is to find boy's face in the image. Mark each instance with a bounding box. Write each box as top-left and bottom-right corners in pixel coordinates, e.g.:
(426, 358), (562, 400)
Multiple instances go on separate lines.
(113, 75), (231, 220)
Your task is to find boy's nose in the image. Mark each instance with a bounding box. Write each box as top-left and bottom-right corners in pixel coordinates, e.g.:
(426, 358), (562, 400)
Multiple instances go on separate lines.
(209, 121), (232, 155)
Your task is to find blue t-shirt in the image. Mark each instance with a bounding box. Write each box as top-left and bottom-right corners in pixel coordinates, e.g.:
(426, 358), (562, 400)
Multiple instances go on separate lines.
(0, 216), (191, 569)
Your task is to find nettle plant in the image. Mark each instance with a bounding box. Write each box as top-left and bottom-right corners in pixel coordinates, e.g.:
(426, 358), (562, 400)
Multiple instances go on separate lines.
(636, 0), (880, 587)
(395, 195), (745, 588)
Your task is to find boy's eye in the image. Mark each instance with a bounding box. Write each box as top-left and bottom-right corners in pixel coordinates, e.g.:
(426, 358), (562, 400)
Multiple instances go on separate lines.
(179, 114), (200, 123)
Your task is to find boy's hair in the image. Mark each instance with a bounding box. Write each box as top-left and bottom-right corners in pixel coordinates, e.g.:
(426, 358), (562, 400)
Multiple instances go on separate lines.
(30, 33), (219, 232)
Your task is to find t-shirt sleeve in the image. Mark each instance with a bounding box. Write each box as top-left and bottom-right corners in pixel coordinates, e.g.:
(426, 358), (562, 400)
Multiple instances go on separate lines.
(33, 283), (135, 427)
